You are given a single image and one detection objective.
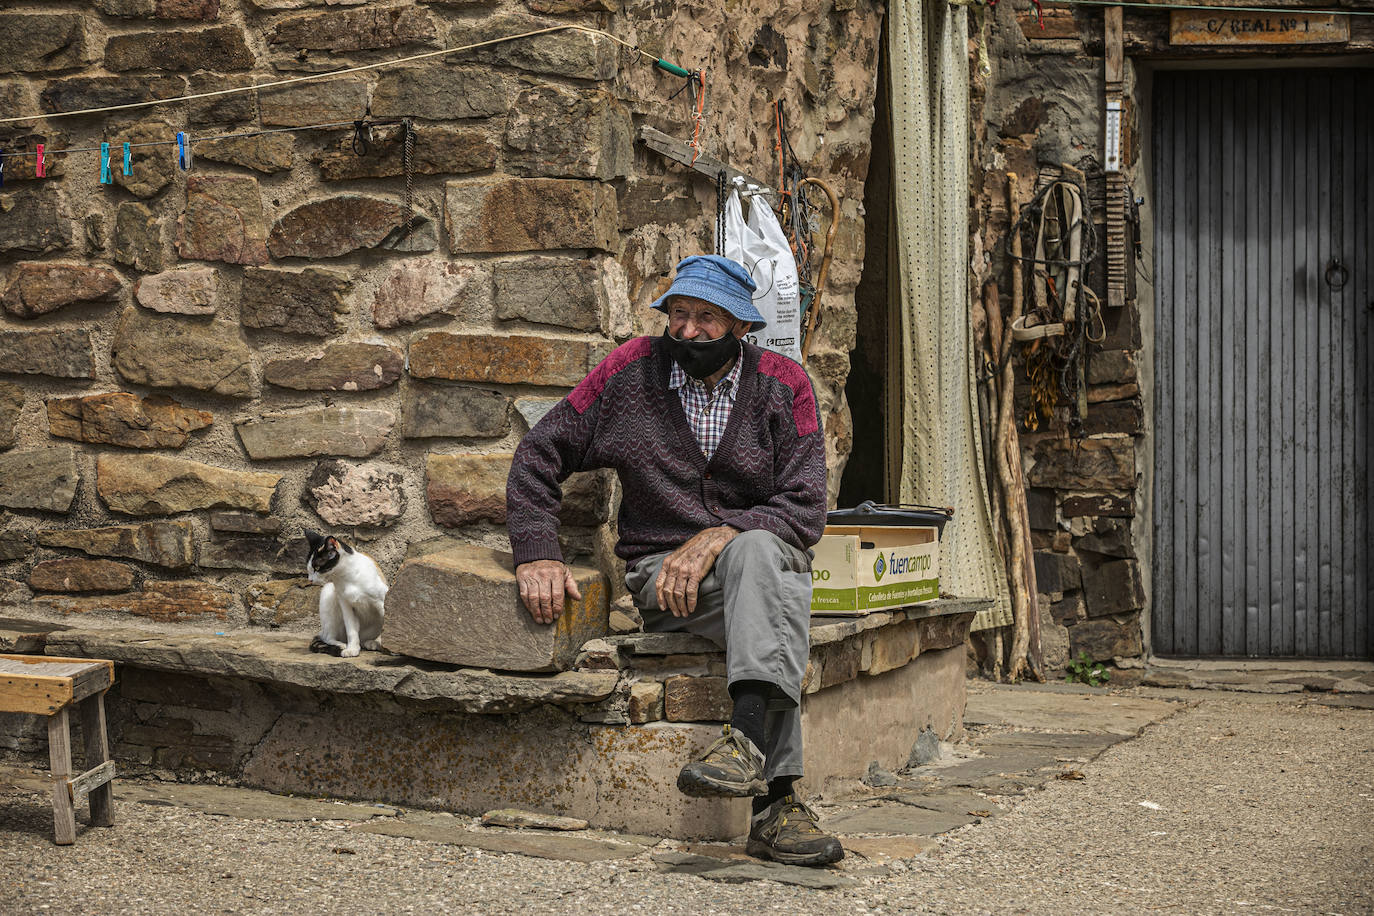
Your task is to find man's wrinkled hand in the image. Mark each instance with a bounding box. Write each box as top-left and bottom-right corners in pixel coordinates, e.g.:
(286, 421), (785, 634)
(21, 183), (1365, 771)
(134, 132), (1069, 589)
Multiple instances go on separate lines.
(516, 559), (582, 625)
(655, 526), (738, 617)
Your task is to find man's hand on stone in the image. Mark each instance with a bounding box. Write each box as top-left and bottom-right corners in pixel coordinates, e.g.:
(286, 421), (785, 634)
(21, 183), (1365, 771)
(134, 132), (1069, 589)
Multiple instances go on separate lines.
(516, 559), (582, 625)
(655, 526), (738, 618)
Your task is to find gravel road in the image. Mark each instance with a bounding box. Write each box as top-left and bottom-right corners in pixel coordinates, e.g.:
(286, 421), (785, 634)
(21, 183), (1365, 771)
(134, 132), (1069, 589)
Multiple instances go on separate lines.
(3, 687), (1370, 915)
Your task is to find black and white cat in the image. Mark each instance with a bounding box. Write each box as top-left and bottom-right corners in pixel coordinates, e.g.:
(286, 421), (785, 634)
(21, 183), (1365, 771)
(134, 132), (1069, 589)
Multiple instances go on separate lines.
(304, 530), (387, 658)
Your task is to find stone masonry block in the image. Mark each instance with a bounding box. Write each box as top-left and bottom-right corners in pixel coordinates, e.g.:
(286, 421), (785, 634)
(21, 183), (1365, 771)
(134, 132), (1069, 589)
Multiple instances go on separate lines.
(494, 257), (605, 332)
(448, 15), (617, 80)
(265, 6), (437, 53)
(1028, 438), (1136, 491)
(664, 676), (731, 722)
(409, 332), (609, 387)
(427, 453), (610, 527)
(263, 343), (404, 392)
(0, 14), (95, 74)
(0, 187), (74, 257)
(134, 265), (221, 315)
(0, 329), (93, 379)
(236, 407), (396, 460)
(1068, 616), (1142, 661)
(627, 680), (664, 724)
(35, 581), (236, 622)
(404, 382), (511, 440)
(258, 79), (369, 126)
(2, 262), (121, 319)
(105, 25), (253, 71)
(444, 178), (617, 253)
(110, 308), (254, 398)
(0, 381), (22, 450)
(47, 392), (212, 449)
(0, 448), (79, 512)
(114, 202), (167, 274)
(176, 175), (269, 265)
(371, 260), (490, 329)
(370, 67), (506, 121)
(268, 195), (415, 260)
(1081, 559), (1144, 618)
(40, 76), (186, 117)
(29, 558), (135, 594)
(864, 619), (922, 676)
(240, 267), (350, 337)
(1032, 550), (1081, 595)
(382, 545), (609, 672)
(319, 123), (497, 181)
(37, 520), (194, 568)
(96, 454), (280, 515)
(504, 86), (632, 180)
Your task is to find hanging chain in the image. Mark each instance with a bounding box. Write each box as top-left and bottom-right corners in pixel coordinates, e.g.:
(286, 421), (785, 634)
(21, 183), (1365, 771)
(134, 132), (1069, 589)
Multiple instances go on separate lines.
(400, 118), (415, 241)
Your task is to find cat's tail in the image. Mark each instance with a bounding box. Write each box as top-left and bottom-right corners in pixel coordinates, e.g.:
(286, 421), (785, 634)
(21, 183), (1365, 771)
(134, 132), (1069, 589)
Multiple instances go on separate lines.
(309, 636), (344, 657)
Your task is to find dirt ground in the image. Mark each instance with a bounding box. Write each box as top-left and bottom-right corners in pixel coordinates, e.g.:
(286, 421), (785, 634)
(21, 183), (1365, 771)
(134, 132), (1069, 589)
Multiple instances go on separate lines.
(2, 682), (1371, 915)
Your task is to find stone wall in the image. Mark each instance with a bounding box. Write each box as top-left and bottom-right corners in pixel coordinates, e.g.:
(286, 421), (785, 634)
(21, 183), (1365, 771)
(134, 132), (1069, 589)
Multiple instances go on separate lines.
(974, 0), (1371, 674)
(0, 1), (881, 632)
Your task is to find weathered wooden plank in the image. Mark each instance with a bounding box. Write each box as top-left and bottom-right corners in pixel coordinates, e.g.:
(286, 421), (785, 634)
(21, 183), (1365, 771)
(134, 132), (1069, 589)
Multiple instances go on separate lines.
(67, 760), (116, 807)
(79, 693), (114, 827)
(637, 126), (776, 204)
(1170, 10), (1349, 46)
(47, 708), (76, 845)
(0, 673), (73, 715)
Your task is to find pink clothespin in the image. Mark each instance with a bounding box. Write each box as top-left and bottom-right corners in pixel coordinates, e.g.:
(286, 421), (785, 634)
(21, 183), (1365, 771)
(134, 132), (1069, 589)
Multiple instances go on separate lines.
(35, 143), (45, 178)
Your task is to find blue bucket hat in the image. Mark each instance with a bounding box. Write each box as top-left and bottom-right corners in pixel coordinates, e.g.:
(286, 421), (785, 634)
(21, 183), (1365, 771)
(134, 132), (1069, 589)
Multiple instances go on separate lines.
(651, 254), (766, 332)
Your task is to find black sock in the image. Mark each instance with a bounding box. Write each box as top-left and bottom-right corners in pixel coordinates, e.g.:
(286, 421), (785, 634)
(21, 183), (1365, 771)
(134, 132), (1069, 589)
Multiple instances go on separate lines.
(728, 679), (769, 753)
(753, 776), (796, 816)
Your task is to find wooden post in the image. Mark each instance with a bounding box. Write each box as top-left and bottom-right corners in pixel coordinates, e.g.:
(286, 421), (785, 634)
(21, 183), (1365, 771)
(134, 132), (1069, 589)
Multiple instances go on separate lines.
(80, 692), (114, 828)
(47, 707), (77, 845)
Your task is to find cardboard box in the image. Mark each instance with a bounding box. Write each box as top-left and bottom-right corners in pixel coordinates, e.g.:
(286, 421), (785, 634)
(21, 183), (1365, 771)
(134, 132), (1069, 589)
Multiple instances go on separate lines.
(810, 525), (940, 615)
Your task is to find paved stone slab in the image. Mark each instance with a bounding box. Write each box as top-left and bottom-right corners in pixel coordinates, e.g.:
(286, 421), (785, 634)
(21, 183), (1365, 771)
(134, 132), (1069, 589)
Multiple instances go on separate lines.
(649, 851), (854, 889)
(821, 802), (978, 837)
(963, 685), (1179, 736)
(43, 626), (618, 714)
(974, 731), (1123, 751)
(0, 764), (397, 822)
(355, 813), (645, 863)
(878, 790), (1004, 818)
(481, 809), (588, 831)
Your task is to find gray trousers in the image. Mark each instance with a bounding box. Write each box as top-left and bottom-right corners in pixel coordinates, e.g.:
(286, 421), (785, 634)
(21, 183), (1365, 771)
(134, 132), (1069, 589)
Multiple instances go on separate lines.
(624, 529), (813, 780)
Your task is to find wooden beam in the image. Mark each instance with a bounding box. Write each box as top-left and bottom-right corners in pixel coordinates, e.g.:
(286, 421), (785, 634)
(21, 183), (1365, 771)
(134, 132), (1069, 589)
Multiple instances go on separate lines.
(638, 126), (777, 204)
(67, 760), (116, 807)
(1105, 5), (1124, 93)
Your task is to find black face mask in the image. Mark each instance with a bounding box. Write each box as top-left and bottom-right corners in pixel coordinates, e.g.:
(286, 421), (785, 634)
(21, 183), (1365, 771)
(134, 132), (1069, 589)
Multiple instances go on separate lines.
(663, 329), (741, 380)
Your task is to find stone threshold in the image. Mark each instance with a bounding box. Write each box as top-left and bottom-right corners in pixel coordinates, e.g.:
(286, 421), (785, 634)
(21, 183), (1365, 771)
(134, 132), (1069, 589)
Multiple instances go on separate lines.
(0, 599), (988, 720)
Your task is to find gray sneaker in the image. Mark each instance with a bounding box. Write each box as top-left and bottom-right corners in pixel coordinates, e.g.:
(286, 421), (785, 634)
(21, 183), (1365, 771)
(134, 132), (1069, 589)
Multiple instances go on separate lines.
(747, 795), (845, 867)
(676, 725), (768, 797)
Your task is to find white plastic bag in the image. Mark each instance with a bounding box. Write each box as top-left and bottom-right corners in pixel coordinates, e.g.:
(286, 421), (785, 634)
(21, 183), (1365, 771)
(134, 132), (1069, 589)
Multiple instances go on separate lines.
(721, 188), (802, 363)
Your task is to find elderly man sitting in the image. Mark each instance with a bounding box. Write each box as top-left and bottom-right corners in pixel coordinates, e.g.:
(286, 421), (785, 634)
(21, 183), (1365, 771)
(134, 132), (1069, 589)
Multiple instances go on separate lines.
(506, 254), (842, 866)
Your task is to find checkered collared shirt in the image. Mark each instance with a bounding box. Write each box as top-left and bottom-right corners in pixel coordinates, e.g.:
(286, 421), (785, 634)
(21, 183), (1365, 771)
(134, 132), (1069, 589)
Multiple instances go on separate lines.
(669, 355), (743, 462)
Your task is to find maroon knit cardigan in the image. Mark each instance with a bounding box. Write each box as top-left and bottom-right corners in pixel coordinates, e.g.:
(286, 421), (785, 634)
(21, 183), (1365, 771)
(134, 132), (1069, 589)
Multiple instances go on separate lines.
(506, 335), (827, 569)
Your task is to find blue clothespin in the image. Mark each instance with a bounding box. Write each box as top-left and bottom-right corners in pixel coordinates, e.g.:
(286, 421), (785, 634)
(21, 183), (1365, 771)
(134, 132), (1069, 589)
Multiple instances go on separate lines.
(123, 142), (132, 177)
(176, 132), (189, 170)
(100, 142), (112, 185)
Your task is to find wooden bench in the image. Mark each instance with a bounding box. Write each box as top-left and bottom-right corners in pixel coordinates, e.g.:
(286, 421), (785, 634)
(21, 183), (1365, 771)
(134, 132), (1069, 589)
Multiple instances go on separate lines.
(0, 654), (116, 844)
